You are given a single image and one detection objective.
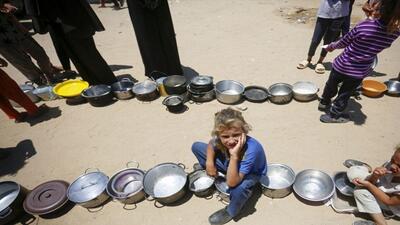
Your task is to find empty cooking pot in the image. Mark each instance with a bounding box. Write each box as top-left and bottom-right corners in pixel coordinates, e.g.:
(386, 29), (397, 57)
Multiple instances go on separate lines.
(268, 83), (293, 104)
(162, 95), (185, 113)
(81, 85), (114, 107)
(0, 181), (28, 225)
(384, 80), (400, 96)
(333, 172), (355, 197)
(163, 75), (187, 95)
(132, 80), (159, 101)
(292, 81), (318, 102)
(111, 78), (135, 100)
(293, 169), (335, 203)
(188, 170), (215, 198)
(215, 80), (245, 104)
(214, 175), (230, 204)
(260, 163), (295, 198)
(362, 80), (387, 98)
(11, 82), (40, 107)
(33, 85), (58, 101)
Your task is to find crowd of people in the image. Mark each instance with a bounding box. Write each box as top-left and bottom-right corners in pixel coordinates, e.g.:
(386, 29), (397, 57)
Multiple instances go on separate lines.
(0, 1), (399, 224)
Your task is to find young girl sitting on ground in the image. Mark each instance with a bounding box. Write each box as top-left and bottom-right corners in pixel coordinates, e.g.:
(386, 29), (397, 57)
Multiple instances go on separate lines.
(319, 0), (400, 123)
(352, 144), (400, 225)
(191, 108), (267, 225)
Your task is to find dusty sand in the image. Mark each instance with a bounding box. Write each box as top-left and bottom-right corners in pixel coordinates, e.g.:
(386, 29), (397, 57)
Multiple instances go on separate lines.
(1, 0), (400, 224)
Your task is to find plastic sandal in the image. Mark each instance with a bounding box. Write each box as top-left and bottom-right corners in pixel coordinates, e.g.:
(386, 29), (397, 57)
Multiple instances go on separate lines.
(315, 63), (325, 74)
(297, 60), (310, 69)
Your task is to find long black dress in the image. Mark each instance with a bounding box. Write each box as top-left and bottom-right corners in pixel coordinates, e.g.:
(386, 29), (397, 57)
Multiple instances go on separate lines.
(29, 0), (117, 85)
(127, 0), (183, 78)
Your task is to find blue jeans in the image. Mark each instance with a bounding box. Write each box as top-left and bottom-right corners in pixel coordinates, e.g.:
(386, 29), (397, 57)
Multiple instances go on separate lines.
(191, 142), (259, 217)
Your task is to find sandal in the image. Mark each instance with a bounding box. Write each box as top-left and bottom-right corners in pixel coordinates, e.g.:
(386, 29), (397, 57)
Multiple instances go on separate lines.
(315, 63), (325, 74)
(297, 60), (310, 69)
(320, 114), (350, 123)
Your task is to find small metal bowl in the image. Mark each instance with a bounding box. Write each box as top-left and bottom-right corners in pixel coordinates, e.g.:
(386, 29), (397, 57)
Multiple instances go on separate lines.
(384, 80), (400, 96)
(260, 163), (295, 198)
(215, 80), (245, 104)
(188, 170), (215, 197)
(293, 169), (335, 202)
(333, 172), (355, 197)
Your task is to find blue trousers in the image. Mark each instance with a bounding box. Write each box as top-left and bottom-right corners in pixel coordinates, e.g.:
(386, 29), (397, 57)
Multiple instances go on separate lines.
(191, 142), (258, 217)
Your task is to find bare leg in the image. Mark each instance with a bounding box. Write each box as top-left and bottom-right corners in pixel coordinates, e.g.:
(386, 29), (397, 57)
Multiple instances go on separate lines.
(317, 56), (325, 64)
(370, 213), (387, 225)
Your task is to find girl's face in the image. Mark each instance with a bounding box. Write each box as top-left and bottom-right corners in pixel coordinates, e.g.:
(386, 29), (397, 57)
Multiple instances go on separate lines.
(218, 127), (244, 149)
(390, 152), (400, 176)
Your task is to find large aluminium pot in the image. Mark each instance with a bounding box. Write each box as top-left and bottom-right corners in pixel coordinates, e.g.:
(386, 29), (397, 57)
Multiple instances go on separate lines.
(132, 80), (159, 101)
(292, 81), (319, 102)
(111, 78), (135, 100)
(215, 80), (245, 105)
(187, 85), (215, 103)
(67, 169), (110, 210)
(106, 162), (146, 209)
(11, 82), (41, 107)
(268, 83), (293, 104)
(143, 163), (187, 207)
(189, 76), (214, 93)
(259, 164), (295, 198)
(0, 181), (29, 225)
(81, 85), (115, 107)
(188, 170), (215, 198)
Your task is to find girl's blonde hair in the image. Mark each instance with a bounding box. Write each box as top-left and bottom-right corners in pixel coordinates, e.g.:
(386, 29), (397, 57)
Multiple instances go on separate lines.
(211, 108), (251, 137)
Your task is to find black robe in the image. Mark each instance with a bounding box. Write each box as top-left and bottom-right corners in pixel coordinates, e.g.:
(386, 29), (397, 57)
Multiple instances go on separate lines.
(127, 0), (183, 77)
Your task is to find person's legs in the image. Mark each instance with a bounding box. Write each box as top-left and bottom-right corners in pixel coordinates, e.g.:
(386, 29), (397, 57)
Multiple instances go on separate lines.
(191, 142), (228, 172)
(307, 17), (329, 62)
(318, 17), (345, 63)
(0, 95), (21, 120)
(0, 45), (45, 85)
(49, 26), (71, 71)
(370, 213), (387, 225)
(329, 75), (362, 118)
(320, 68), (344, 108)
(226, 176), (258, 217)
(353, 188), (385, 225)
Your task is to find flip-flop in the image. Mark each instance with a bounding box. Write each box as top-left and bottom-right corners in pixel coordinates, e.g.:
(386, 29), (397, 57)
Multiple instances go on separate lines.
(297, 60), (310, 69)
(315, 63), (325, 74)
(320, 114), (350, 123)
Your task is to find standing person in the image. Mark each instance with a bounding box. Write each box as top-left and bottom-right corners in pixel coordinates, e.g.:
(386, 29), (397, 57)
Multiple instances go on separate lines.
(0, 57), (48, 123)
(191, 108), (267, 225)
(351, 145), (400, 225)
(319, 0), (400, 123)
(29, 0), (118, 85)
(0, 1), (59, 85)
(297, 0), (350, 74)
(126, 0), (183, 79)
(342, 0), (355, 36)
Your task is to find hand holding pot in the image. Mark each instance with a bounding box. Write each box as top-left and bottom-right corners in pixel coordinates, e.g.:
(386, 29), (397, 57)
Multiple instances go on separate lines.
(229, 133), (246, 159)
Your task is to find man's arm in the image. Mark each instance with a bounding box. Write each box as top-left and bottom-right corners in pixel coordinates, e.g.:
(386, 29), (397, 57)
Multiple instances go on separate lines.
(354, 179), (400, 206)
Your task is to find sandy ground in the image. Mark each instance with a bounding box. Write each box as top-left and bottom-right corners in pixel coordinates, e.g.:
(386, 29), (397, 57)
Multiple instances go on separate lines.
(1, 0), (400, 224)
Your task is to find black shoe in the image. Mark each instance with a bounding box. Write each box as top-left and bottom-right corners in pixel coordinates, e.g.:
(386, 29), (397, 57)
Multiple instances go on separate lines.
(193, 163), (203, 171)
(208, 208), (233, 225)
(320, 114), (350, 123)
(318, 102), (330, 112)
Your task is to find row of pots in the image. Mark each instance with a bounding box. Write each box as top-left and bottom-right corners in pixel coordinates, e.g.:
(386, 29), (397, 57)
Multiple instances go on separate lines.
(11, 82), (58, 107)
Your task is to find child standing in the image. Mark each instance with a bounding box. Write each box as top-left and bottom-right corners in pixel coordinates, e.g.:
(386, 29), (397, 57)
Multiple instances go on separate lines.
(191, 108), (267, 225)
(319, 0), (400, 123)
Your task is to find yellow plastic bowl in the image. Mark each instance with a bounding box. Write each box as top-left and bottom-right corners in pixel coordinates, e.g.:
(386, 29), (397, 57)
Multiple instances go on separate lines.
(53, 80), (89, 97)
(362, 80), (387, 98)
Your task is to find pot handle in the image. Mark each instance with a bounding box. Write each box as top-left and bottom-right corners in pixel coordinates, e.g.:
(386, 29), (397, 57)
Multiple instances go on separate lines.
(177, 163), (186, 170)
(24, 81), (35, 87)
(145, 195), (155, 201)
(0, 207), (12, 219)
(154, 200), (165, 208)
(123, 203), (137, 210)
(126, 161), (140, 169)
(84, 168), (100, 174)
(87, 205), (104, 213)
(204, 194), (214, 200)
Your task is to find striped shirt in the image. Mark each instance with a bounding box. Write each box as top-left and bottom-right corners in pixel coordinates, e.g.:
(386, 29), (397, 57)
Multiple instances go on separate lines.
(328, 19), (400, 79)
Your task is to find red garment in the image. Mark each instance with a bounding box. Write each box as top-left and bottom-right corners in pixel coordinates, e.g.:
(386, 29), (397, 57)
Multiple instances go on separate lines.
(0, 68), (38, 120)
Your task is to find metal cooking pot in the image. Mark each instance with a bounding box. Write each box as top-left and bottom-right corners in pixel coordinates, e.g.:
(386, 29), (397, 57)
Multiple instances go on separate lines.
(189, 76), (214, 93)
(67, 169), (110, 209)
(215, 80), (245, 105)
(0, 181), (28, 225)
(111, 78), (135, 100)
(293, 169), (335, 203)
(292, 81), (318, 102)
(268, 83), (293, 104)
(107, 162), (145, 209)
(260, 163), (295, 198)
(188, 170), (215, 198)
(162, 95), (185, 113)
(11, 82), (41, 107)
(143, 163), (187, 207)
(32, 85), (58, 101)
(187, 85), (215, 103)
(132, 80), (159, 101)
(384, 80), (400, 96)
(81, 85), (114, 107)
(333, 172), (355, 197)
(163, 75), (187, 95)
(214, 175), (230, 204)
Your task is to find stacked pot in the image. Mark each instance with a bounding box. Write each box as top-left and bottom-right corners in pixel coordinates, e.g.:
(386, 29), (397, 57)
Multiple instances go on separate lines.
(187, 76), (215, 103)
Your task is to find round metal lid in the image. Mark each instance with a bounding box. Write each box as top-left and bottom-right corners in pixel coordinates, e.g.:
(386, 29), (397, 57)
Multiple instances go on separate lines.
(162, 95), (183, 106)
(191, 76), (213, 86)
(244, 86), (269, 103)
(0, 181), (20, 212)
(164, 75), (187, 88)
(23, 180), (69, 215)
(67, 172), (109, 204)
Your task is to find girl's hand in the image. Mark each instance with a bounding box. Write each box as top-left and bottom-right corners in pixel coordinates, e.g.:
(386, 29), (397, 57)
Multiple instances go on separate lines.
(229, 133), (246, 159)
(372, 167), (388, 178)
